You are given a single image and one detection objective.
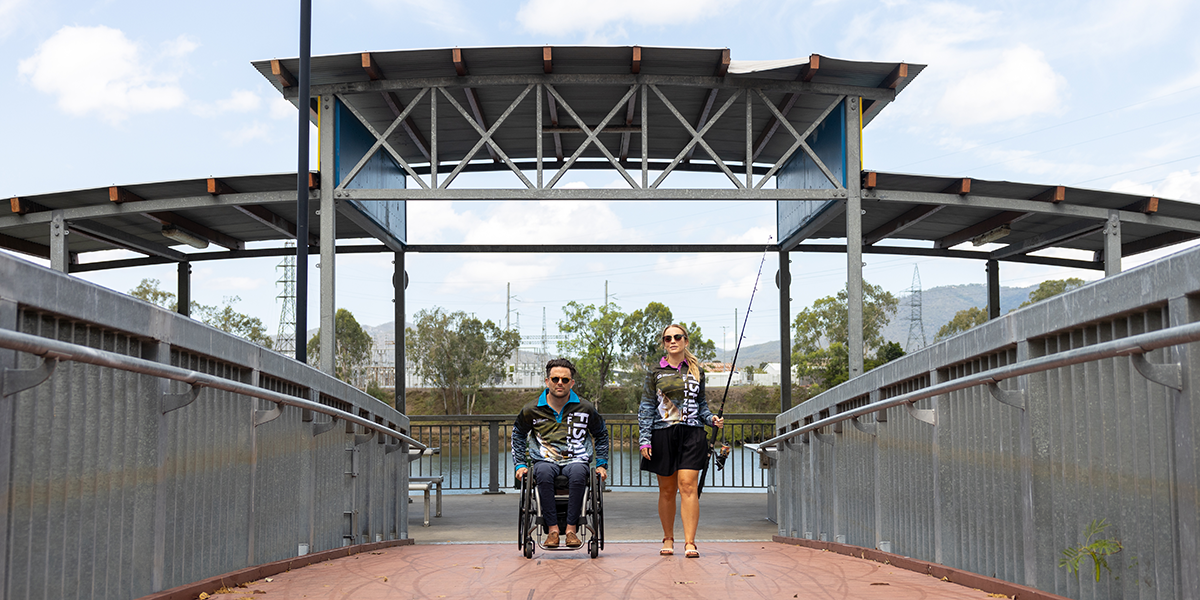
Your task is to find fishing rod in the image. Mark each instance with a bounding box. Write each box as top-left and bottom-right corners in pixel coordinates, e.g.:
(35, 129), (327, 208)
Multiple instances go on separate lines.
(700, 237), (772, 494)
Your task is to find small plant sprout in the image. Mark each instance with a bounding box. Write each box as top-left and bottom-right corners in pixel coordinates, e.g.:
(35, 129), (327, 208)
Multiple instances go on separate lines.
(1059, 518), (1123, 582)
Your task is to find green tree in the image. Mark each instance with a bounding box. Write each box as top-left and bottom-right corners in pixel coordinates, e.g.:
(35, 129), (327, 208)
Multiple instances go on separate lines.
(792, 282), (900, 392)
(684, 322), (718, 363)
(405, 307), (520, 414)
(557, 301), (626, 407)
(1020, 277), (1086, 308)
(128, 279), (272, 349)
(307, 309), (374, 385)
(457, 315), (522, 414)
(619, 301), (674, 373)
(935, 306), (989, 341)
(129, 278), (176, 309)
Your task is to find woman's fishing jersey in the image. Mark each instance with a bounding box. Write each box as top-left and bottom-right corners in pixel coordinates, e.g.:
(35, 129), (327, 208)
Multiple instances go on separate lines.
(638, 358), (715, 447)
(512, 389), (610, 471)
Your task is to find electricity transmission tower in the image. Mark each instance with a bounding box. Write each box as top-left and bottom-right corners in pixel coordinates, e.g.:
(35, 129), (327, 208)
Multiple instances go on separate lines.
(275, 241), (297, 357)
(905, 265), (927, 352)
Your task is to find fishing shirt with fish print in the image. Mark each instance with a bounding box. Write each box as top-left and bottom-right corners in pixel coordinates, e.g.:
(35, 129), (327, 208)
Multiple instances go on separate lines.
(638, 357), (715, 448)
(512, 390), (610, 471)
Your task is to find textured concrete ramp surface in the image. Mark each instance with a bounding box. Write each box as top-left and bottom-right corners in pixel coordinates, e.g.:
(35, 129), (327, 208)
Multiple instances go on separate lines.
(247, 542), (1005, 600)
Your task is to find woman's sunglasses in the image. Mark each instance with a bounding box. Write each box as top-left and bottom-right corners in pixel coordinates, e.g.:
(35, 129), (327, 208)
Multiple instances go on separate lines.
(662, 334), (685, 343)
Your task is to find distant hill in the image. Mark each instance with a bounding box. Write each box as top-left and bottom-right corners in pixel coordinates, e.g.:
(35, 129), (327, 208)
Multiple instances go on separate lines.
(882, 283), (1037, 351)
(709, 283), (1043, 364)
(326, 283), (1041, 364)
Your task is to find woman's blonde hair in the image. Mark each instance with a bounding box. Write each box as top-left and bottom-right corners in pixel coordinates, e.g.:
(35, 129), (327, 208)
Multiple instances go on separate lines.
(661, 323), (700, 380)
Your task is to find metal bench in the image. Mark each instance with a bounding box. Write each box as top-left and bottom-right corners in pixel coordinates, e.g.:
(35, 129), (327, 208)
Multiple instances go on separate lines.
(408, 446), (443, 527)
(408, 475), (443, 526)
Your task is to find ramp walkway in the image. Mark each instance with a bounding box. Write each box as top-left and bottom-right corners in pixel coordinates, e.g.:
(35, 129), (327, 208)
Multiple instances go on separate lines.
(145, 492), (1062, 600)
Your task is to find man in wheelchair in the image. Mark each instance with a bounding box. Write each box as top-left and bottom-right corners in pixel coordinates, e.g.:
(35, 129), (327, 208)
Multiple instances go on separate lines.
(512, 358), (609, 548)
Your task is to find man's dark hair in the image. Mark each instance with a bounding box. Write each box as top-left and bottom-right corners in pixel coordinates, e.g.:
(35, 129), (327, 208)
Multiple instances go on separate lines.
(545, 358), (577, 379)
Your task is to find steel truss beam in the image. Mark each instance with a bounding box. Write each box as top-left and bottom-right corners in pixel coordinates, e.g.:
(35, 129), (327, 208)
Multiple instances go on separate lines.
(65, 240), (1104, 273)
(866, 189), (1200, 235)
(0, 190), (309, 228)
(292, 74), (898, 103)
(320, 74), (866, 195)
(338, 188), (844, 201)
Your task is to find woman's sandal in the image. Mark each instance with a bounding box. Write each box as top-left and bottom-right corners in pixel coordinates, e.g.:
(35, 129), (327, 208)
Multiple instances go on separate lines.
(660, 537), (674, 556)
(684, 543), (699, 558)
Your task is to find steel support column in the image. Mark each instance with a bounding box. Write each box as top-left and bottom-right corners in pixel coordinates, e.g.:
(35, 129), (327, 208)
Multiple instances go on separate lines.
(1016, 339), (1037, 588)
(319, 94), (336, 375)
(177, 261), (191, 316)
(151, 341), (171, 591)
(1104, 210), (1122, 277)
(395, 251), (405, 414)
(0, 298), (17, 596)
(779, 251), (792, 412)
(1169, 295), (1198, 600)
(50, 211), (68, 273)
(987, 259), (1000, 320)
(845, 98), (864, 377)
(295, 0), (312, 364)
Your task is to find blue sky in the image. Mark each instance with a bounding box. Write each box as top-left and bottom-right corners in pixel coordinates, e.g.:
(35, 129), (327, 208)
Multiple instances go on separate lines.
(4, 0), (1200, 354)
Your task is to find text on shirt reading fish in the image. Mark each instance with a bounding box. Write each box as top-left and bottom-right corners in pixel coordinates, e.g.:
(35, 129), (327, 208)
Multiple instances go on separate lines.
(566, 412), (589, 457)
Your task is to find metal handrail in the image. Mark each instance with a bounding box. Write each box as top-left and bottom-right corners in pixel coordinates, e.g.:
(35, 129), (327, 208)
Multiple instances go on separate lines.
(757, 319), (1200, 450)
(0, 327), (426, 451)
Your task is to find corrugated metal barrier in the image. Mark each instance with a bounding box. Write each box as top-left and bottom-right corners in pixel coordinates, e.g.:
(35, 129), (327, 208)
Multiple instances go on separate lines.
(0, 254), (417, 600)
(765, 248), (1200, 600)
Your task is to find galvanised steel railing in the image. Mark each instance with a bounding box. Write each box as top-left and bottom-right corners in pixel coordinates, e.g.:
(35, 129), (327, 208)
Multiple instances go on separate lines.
(409, 413), (775, 491)
(0, 253), (418, 600)
(763, 246), (1200, 600)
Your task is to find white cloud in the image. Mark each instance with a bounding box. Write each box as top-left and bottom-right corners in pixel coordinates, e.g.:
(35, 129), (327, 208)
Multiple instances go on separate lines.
(435, 257), (562, 297)
(364, 0), (474, 35)
(937, 45), (1067, 126)
(18, 25), (188, 123)
(0, 0), (30, 39)
(270, 97), (300, 120)
(163, 35), (200, 57)
(516, 0), (734, 38)
(193, 89), (262, 118)
(1158, 167), (1200, 201)
(406, 202), (477, 243)
(463, 201), (625, 244)
(1113, 164), (1200, 202)
(192, 266), (260, 292)
(223, 121), (271, 146)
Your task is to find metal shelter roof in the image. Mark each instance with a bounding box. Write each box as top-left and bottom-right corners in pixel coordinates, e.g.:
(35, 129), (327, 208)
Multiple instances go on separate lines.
(252, 46), (922, 170)
(2, 45), (1198, 273)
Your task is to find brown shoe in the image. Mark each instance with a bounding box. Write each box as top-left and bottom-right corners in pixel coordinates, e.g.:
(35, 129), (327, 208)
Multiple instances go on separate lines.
(544, 530), (560, 548)
(565, 531), (582, 548)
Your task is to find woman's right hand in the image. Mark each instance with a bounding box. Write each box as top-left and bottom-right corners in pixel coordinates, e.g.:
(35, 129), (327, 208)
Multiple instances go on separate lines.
(640, 446), (652, 460)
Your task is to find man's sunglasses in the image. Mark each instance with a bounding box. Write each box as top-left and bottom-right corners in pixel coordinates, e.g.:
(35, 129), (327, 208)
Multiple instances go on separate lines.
(662, 334), (685, 343)
(549, 376), (572, 384)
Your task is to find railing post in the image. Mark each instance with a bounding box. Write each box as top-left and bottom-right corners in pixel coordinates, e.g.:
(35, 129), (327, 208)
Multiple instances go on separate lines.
(484, 419), (504, 495)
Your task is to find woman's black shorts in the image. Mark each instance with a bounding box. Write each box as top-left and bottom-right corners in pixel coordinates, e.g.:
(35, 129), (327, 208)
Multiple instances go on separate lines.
(640, 425), (708, 476)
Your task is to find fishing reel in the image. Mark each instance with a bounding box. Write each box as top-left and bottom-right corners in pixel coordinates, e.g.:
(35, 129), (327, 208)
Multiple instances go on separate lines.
(714, 444), (731, 471)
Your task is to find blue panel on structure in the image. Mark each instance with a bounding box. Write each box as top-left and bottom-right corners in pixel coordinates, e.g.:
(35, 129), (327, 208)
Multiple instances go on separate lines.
(776, 100), (847, 243)
(334, 99), (407, 245)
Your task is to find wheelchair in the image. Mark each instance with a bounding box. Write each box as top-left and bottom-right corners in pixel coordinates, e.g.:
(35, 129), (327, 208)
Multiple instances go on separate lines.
(516, 465), (604, 559)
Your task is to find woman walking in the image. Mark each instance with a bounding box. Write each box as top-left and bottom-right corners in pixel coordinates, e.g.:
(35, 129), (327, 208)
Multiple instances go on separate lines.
(639, 323), (723, 558)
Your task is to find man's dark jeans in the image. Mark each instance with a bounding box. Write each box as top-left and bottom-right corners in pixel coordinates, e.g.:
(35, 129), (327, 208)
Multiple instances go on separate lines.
(530, 461), (589, 528)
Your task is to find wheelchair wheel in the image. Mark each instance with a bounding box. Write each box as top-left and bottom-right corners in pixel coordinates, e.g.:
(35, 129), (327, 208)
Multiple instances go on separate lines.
(594, 471), (605, 550)
(524, 538), (535, 559)
(588, 470), (604, 553)
(518, 473), (534, 550)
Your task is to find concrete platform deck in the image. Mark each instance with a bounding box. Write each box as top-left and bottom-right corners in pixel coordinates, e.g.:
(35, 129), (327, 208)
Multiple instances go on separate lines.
(406, 491), (778, 544)
(161, 492), (1055, 600)
(234, 542), (1006, 600)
